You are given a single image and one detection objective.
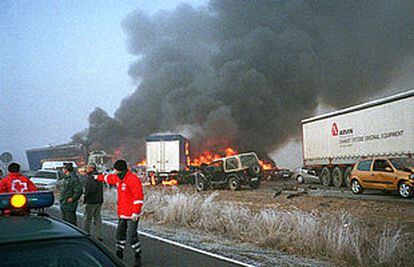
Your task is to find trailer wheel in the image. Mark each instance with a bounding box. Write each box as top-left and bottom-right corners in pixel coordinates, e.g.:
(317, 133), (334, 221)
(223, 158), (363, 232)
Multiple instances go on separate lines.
(332, 167), (344, 188)
(344, 167), (353, 188)
(320, 167), (332, 186)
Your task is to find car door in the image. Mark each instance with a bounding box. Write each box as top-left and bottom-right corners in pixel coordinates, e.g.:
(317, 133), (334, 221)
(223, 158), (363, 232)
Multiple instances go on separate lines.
(372, 159), (398, 189)
(356, 159), (374, 188)
(211, 161), (225, 182)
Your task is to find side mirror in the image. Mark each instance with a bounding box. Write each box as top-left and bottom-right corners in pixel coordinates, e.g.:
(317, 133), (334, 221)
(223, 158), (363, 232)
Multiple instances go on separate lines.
(385, 167), (393, 172)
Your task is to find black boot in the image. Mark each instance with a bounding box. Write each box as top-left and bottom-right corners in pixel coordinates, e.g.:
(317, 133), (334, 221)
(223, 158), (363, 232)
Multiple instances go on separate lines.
(116, 250), (124, 260)
(134, 253), (141, 267)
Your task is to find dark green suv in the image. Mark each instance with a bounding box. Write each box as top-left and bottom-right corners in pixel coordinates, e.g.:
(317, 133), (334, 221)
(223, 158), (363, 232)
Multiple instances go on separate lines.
(0, 191), (124, 267)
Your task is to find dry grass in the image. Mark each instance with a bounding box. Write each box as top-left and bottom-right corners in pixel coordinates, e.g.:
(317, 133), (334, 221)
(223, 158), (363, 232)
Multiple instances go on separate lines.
(104, 188), (413, 266)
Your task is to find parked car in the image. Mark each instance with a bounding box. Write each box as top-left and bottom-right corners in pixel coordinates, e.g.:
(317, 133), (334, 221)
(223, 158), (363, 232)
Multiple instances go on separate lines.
(350, 157), (414, 198)
(195, 152), (263, 191)
(30, 170), (63, 191)
(292, 167), (319, 184)
(0, 191), (125, 267)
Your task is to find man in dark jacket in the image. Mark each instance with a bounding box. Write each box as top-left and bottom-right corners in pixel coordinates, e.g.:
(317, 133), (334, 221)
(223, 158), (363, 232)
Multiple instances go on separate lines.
(83, 164), (103, 241)
(60, 163), (82, 226)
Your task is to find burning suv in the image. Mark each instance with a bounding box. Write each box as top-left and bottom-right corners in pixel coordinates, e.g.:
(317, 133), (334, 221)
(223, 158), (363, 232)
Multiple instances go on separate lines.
(195, 152), (263, 191)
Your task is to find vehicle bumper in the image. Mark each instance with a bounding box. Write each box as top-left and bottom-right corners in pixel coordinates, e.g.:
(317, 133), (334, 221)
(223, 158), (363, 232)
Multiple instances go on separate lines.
(34, 185), (55, 191)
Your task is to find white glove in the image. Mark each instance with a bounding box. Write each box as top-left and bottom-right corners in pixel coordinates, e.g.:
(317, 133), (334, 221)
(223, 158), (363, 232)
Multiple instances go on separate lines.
(131, 213), (140, 222)
(94, 175), (99, 180)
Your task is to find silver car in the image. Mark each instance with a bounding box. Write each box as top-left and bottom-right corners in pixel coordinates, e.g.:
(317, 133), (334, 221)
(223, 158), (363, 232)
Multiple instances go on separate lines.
(292, 167), (319, 184)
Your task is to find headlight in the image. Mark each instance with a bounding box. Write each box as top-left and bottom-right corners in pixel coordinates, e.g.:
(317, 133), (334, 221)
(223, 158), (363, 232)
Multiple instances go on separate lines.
(410, 174), (414, 180)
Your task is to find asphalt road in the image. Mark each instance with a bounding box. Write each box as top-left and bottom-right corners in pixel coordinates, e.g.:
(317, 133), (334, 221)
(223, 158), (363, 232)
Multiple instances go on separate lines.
(49, 208), (242, 267)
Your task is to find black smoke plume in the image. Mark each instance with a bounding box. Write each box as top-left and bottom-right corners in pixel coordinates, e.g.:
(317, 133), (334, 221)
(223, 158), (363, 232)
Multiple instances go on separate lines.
(80, 0), (414, 161)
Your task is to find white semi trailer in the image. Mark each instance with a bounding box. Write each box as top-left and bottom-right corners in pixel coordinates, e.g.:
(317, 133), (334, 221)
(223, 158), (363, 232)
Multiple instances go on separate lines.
(146, 134), (190, 180)
(302, 89), (414, 187)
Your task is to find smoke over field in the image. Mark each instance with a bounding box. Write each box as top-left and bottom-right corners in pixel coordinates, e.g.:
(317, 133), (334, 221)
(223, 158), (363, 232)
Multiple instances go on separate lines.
(80, 0), (414, 161)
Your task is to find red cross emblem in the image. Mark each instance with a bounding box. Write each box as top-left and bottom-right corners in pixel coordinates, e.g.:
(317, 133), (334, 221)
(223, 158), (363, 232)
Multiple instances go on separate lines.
(11, 180), (28, 193)
(331, 122), (339, 136)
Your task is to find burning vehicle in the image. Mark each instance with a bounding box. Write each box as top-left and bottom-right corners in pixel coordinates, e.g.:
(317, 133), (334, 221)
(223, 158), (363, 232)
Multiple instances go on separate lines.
(194, 152), (263, 191)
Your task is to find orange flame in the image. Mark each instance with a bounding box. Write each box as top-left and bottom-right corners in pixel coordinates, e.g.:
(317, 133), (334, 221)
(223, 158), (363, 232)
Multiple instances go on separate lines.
(191, 146), (238, 166)
(259, 160), (274, 171)
(162, 179), (178, 186)
(137, 159), (146, 167)
(185, 141), (191, 167)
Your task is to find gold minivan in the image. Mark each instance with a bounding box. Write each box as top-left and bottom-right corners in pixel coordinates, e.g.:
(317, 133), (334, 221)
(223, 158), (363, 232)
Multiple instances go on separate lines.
(350, 157), (414, 198)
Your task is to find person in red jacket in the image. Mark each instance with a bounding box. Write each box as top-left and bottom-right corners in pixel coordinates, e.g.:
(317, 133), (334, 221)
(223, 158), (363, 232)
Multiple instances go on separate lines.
(0, 163), (37, 193)
(95, 160), (143, 267)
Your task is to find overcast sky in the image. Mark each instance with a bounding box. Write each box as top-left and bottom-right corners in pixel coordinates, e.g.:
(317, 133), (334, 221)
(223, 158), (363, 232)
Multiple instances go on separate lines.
(0, 0), (205, 166)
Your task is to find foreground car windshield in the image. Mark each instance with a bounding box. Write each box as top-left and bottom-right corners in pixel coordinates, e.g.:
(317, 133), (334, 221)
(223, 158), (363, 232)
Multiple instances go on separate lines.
(0, 239), (117, 267)
(240, 154), (258, 167)
(389, 158), (414, 171)
(33, 171), (57, 179)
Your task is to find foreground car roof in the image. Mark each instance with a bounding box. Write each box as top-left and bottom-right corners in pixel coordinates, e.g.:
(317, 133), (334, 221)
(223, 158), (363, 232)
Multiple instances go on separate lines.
(0, 215), (84, 244)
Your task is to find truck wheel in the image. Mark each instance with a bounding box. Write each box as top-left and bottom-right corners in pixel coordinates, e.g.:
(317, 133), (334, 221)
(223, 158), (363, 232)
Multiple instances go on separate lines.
(332, 167), (344, 188)
(228, 177), (241, 191)
(320, 167), (332, 186)
(398, 181), (412, 199)
(344, 167), (353, 188)
(351, 179), (363, 194)
(296, 175), (304, 184)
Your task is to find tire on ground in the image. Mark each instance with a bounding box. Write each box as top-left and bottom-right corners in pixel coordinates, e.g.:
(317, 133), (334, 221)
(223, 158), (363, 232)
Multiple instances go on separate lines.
(228, 176), (241, 191)
(344, 166), (353, 188)
(332, 166), (344, 188)
(195, 174), (208, 191)
(296, 175), (304, 184)
(398, 181), (413, 199)
(320, 167), (332, 186)
(350, 179), (364, 194)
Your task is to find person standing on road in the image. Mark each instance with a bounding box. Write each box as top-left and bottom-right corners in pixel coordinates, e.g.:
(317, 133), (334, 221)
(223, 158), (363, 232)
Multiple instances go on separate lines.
(60, 163), (82, 226)
(0, 163), (37, 193)
(95, 160), (144, 267)
(83, 164), (103, 241)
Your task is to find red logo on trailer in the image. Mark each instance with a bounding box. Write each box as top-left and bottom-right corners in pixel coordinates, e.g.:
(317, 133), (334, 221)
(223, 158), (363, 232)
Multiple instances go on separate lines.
(331, 123), (339, 136)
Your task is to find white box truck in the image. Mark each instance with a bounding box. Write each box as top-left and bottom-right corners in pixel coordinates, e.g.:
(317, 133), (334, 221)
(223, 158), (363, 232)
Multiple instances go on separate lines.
(146, 134), (190, 181)
(302, 89), (414, 187)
